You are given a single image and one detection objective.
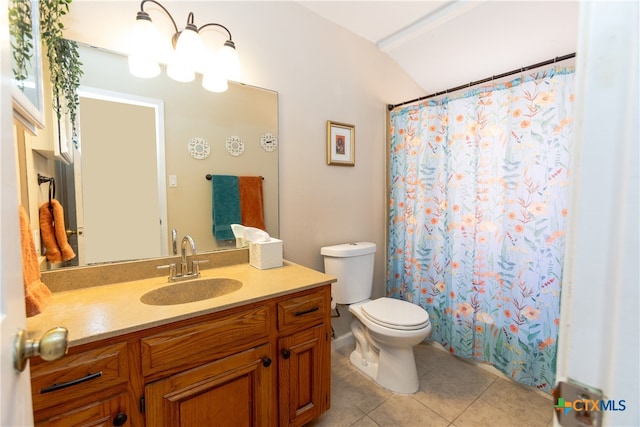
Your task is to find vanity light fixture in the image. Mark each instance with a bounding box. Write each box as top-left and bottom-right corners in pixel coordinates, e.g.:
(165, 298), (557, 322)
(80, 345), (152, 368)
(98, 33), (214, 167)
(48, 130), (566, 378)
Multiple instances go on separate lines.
(128, 0), (240, 92)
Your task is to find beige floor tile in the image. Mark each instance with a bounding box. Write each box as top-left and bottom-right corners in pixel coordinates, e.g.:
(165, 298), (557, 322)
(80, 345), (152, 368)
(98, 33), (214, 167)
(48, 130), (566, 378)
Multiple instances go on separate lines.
(453, 398), (541, 427)
(306, 391), (366, 427)
(314, 340), (551, 427)
(368, 394), (450, 427)
(413, 357), (497, 421)
(338, 370), (394, 413)
(478, 378), (554, 426)
(350, 415), (381, 427)
(415, 343), (452, 378)
(331, 345), (358, 381)
(306, 408), (366, 427)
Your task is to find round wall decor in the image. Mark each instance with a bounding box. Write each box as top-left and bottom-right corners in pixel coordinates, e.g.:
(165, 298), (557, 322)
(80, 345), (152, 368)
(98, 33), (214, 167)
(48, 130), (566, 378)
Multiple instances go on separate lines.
(188, 137), (210, 159)
(261, 133), (278, 152)
(225, 136), (245, 156)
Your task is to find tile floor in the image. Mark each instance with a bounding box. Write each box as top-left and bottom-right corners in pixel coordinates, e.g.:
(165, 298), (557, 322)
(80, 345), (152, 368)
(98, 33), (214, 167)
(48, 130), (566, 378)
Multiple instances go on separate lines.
(307, 341), (555, 427)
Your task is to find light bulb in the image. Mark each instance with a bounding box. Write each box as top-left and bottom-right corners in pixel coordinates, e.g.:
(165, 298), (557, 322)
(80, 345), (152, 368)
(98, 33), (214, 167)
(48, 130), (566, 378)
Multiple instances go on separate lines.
(201, 52), (228, 92)
(219, 41), (240, 81)
(167, 27), (203, 83)
(128, 15), (161, 78)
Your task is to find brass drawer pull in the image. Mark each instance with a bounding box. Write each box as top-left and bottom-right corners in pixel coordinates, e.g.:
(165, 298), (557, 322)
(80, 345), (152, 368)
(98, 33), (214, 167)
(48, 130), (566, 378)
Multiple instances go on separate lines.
(40, 371), (103, 394)
(294, 306), (319, 317)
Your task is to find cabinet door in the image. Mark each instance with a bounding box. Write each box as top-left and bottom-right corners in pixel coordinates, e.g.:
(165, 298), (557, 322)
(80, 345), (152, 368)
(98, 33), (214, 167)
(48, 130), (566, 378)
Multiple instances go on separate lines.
(145, 343), (274, 427)
(35, 392), (130, 427)
(279, 324), (330, 427)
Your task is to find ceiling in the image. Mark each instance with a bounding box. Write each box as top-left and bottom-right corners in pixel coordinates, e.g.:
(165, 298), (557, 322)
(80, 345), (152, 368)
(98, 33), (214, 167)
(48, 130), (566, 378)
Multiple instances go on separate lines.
(298, 1), (580, 96)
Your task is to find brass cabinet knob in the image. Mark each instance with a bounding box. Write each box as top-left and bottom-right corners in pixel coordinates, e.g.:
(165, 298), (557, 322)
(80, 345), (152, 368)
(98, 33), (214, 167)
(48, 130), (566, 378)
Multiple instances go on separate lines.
(14, 327), (68, 372)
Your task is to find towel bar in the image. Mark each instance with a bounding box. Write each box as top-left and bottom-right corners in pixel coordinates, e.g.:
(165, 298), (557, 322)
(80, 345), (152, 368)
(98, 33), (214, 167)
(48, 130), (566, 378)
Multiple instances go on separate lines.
(206, 174), (263, 180)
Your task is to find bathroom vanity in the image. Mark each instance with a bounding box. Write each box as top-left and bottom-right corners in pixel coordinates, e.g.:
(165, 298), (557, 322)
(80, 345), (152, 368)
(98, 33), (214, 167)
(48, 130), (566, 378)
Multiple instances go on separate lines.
(27, 254), (334, 426)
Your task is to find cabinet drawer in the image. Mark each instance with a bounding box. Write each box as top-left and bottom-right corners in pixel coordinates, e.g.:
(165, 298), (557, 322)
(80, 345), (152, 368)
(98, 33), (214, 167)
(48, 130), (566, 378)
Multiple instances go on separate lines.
(31, 342), (129, 415)
(278, 290), (328, 332)
(141, 305), (270, 378)
(35, 392), (129, 427)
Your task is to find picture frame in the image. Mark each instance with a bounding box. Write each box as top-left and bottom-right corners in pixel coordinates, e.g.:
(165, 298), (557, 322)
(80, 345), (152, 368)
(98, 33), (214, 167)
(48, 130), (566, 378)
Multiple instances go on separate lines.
(326, 121), (355, 166)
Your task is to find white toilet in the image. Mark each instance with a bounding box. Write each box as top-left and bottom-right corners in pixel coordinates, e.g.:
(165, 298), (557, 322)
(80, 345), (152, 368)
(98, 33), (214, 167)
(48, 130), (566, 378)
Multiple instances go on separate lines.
(321, 242), (432, 394)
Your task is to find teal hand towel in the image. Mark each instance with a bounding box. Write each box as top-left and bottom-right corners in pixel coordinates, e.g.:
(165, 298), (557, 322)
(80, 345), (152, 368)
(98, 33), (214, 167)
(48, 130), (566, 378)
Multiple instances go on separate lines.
(211, 175), (241, 240)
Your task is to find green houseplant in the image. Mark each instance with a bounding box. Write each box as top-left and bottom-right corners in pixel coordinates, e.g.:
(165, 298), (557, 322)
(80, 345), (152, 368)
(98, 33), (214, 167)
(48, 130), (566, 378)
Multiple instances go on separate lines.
(8, 0), (34, 89)
(39, 0), (82, 146)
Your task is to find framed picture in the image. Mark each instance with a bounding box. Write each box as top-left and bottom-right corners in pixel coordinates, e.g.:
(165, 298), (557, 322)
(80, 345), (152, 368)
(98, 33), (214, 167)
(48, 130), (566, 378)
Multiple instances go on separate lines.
(326, 121), (355, 166)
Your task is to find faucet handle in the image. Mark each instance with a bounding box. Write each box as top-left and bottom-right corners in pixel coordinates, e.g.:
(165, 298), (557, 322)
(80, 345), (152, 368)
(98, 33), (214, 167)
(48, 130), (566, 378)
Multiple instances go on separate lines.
(157, 263), (177, 280)
(192, 259), (209, 276)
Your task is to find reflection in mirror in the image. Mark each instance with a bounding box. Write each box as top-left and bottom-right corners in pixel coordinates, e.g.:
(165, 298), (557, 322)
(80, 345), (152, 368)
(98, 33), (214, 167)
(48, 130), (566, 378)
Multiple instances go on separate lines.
(42, 41), (278, 270)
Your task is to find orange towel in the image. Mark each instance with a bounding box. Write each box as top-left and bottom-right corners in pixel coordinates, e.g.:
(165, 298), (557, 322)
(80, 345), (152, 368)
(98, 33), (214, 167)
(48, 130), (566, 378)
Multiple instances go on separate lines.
(239, 176), (265, 230)
(39, 199), (75, 263)
(19, 206), (52, 317)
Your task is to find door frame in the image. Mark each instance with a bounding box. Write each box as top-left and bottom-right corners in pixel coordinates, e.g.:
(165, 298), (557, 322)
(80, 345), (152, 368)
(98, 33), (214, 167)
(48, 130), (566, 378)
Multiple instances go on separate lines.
(554, 2), (639, 426)
(1, 0), (34, 421)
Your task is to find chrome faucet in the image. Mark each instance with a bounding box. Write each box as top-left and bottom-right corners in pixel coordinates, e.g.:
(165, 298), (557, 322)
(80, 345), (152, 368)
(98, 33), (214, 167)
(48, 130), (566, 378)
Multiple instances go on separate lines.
(180, 235), (196, 276)
(157, 235), (208, 282)
(171, 228), (178, 255)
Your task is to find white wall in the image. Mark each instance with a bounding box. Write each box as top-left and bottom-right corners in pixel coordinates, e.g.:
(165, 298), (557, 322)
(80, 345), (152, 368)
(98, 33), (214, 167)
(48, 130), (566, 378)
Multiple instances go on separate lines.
(63, 1), (425, 300)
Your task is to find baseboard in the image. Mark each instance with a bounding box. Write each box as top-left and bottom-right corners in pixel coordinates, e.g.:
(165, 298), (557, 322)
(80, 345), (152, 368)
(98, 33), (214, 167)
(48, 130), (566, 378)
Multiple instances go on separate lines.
(331, 331), (355, 351)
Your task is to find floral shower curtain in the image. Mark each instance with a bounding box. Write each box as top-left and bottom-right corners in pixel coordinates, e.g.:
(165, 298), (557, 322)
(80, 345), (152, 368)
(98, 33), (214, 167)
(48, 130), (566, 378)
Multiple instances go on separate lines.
(387, 68), (575, 392)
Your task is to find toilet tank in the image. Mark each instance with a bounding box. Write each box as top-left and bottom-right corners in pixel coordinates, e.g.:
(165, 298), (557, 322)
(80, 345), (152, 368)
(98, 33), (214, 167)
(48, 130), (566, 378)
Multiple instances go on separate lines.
(321, 242), (376, 304)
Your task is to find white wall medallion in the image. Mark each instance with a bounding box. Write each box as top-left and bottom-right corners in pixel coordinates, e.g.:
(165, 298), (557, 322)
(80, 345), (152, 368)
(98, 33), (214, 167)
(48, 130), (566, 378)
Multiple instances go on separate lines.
(261, 133), (278, 152)
(188, 137), (210, 160)
(225, 136), (245, 157)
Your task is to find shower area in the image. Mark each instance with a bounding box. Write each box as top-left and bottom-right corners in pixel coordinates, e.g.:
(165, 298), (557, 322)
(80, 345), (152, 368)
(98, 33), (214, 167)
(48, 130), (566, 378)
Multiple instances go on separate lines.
(386, 63), (576, 393)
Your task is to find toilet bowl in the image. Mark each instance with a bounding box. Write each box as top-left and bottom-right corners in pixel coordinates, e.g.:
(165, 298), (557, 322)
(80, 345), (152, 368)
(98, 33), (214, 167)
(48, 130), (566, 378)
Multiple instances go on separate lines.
(321, 242), (432, 394)
(348, 297), (431, 394)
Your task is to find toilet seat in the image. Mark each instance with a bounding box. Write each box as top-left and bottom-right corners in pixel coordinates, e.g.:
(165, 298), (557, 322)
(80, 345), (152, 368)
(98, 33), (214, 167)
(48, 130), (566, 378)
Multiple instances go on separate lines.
(360, 297), (430, 331)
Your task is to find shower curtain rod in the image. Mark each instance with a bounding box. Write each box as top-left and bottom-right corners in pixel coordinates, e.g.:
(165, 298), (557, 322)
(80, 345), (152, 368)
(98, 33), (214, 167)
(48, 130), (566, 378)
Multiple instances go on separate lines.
(387, 52), (576, 111)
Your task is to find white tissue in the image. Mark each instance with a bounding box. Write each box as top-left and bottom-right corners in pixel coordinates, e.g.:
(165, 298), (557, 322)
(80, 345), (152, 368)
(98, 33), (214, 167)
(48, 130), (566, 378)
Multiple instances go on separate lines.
(244, 227), (270, 243)
(231, 224), (247, 247)
(231, 224), (271, 244)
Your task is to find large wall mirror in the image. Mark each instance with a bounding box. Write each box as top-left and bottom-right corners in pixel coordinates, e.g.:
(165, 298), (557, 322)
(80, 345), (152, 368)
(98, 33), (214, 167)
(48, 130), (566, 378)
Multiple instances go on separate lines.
(37, 41), (278, 270)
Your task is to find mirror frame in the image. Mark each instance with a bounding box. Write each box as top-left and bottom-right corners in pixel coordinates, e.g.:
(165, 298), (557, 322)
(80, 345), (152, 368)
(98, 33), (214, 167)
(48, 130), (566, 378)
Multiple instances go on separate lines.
(11, 0), (45, 133)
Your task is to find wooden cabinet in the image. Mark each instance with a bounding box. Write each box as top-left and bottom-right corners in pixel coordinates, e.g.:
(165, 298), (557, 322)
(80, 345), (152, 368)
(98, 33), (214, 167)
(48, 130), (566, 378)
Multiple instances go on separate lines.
(277, 290), (331, 426)
(30, 285), (331, 426)
(278, 325), (329, 426)
(140, 305), (271, 381)
(35, 393), (130, 427)
(145, 344), (274, 427)
(141, 304), (276, 426)
(30, 342), (134, 426)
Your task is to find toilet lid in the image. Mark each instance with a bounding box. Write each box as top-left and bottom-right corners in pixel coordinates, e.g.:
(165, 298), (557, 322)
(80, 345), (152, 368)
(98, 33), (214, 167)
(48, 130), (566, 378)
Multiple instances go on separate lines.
(361, 297), (430, 330)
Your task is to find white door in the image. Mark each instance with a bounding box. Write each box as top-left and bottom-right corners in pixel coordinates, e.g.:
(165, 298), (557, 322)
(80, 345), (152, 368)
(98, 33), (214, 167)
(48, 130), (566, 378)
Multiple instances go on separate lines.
(555, 2), (639, 427)
(1, 0), (34, 422)
(77, 89), (168, 264)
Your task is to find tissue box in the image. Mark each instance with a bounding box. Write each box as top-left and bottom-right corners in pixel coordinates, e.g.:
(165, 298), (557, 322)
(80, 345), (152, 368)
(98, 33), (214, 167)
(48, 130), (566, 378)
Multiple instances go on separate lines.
(249, 238), (283, 269)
